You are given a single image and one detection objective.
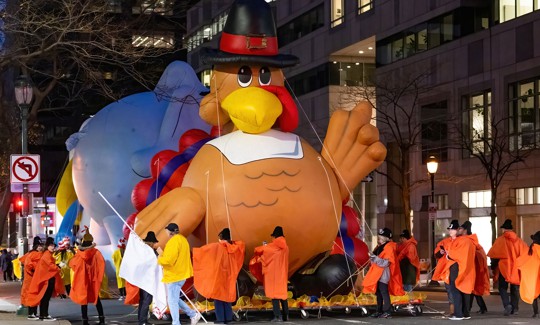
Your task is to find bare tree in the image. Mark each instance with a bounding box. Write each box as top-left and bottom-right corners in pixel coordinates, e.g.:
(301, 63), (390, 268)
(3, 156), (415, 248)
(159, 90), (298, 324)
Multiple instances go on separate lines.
(0, 0), (186, 244)
(453, 116), (531, 244)
(341, 71), (434, 232)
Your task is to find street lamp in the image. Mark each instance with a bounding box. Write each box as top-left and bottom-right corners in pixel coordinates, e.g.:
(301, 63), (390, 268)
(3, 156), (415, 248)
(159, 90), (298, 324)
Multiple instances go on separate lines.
(426, 155), (438, 285)
(14, 75), (34, 254)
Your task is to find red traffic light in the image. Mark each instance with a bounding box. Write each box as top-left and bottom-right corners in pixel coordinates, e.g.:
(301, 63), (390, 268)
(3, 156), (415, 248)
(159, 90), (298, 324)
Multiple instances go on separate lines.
(17, 199), (23, 207)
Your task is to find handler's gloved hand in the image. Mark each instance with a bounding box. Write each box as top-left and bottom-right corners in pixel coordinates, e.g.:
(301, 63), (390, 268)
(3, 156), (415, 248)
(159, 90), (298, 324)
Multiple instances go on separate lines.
(58, 262), (66, 268)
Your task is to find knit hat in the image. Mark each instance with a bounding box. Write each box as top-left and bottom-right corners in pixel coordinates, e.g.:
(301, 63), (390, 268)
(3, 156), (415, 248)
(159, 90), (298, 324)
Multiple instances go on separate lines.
(447, 220), (460, 230)
(81, 226), (94, 247)
(117, 237), (126, 249)
(378, 228), (392, 239)
(219, 228), (231, 241)
(399, 229), (411, 239)
(500, 219), (513, 230)
(271, 226), (284, 238)
(460, 221), (473, 235)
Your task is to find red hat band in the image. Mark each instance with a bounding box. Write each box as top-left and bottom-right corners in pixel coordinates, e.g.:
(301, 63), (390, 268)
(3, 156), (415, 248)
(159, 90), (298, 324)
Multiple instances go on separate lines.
(220, 32), (278, 56)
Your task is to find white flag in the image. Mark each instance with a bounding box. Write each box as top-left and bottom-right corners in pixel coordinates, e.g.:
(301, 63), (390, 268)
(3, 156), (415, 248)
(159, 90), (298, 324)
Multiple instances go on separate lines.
(120, 233), (168, 318)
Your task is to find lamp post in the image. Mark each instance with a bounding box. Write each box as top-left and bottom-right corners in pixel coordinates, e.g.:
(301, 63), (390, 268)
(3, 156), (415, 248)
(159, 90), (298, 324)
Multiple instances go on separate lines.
(426, 155), (438, 285)
(14, 75), (34, 255)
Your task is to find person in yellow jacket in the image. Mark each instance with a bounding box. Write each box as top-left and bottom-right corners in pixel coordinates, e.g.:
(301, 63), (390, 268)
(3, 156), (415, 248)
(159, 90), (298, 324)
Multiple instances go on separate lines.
(157, 223), (201, 325)
(112, 237), (127, 300)
(53, 236), (74, 296)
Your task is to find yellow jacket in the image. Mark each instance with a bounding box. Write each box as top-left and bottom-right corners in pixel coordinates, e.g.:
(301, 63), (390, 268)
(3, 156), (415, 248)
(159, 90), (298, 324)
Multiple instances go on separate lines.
(112, 248), (126, 288)
(53, 250), (74, 286)
(158, 234), (193, 283)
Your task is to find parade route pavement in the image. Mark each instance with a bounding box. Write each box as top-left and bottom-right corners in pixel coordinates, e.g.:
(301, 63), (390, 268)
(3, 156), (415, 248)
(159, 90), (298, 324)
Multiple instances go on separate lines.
(1, 280), (540, 324)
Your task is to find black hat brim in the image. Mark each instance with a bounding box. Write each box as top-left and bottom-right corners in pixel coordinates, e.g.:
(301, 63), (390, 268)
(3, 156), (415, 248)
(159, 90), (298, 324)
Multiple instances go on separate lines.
(200, 47), (299, 68)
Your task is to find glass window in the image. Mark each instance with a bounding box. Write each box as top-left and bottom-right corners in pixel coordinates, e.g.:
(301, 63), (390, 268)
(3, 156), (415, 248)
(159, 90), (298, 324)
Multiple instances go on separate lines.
(462, 190), (491, 208)
(500, 0), (517, 22)
(509, 79), (540, 150)
(277, 4), (323, 47)
(392, 38), (403, 61)
(132, 0), (174, 15)
(428, 22), (441, 48)
(422, 101), (448, 162)
(462, 91), (492, 156)
(404, 33), (416, 57)
(358, 0), (373, 14)
(442, 15), (453, 43)
(516, 187), (540, 204)
(132, 33), (174, 48)
(417, 27), (428, 52)
(518, 0), (534, 15)
(331, 0), (344, 27)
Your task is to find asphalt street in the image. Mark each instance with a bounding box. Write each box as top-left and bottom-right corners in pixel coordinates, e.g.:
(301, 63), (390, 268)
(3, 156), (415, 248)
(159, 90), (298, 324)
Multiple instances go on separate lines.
(1, 281), (539, 324)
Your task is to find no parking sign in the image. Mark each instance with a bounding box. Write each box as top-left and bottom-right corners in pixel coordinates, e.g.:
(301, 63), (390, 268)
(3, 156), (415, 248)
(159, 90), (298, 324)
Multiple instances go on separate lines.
(10, 154), (41, 193)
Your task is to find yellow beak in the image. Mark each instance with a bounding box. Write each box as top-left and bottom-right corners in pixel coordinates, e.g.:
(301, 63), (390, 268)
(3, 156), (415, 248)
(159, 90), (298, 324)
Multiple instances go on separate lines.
(221, 87), (282, 134)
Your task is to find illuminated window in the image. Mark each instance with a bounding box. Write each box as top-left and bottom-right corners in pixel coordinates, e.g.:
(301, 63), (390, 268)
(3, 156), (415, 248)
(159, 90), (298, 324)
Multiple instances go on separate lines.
(132, 0), (174, 15)
(331, 0), (344, 27)
(499, 0), (539, 23)
(516, 187), (540, 204)
(132, 33), (174, 48)
(509, 79), (540, 150)
(462, 190), (491, 208)
(358, 0), (373, 14)
(462, 91), (492, 156)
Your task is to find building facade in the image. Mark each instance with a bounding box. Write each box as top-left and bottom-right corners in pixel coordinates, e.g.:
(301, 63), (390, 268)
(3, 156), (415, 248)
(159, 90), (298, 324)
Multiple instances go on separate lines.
(185, 0), (540, 261)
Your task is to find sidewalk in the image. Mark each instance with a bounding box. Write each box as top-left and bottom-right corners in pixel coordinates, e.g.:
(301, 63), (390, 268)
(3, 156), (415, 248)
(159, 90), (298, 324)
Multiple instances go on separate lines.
(0, 282), (71, 325)
(0, 311), (71, 325)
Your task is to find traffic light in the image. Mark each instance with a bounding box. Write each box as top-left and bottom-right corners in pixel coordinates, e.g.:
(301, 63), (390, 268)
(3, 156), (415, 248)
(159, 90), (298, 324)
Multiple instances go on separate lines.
(14, 197), (24, 214)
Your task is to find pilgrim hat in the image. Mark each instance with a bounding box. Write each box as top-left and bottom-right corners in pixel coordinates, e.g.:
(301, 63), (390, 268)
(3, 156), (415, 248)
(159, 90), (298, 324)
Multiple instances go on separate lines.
(81, 227), (94, 247)
(399, 229), (411, 239)
(531, 231), (540, 244)
(500, 219), (513, 230)
(271, 226), (284, 238)
(447, 220), (460, 230)
(378, 228), (392, 239)
(165, 223), (179, 232)
(200, 0), (299, 68)
(460, 221), (472, 235)
(219, 228), (231, 241)
(143, 231), (159, 243)
(45, 237), (55, 247)
(32, 236), (43, 249)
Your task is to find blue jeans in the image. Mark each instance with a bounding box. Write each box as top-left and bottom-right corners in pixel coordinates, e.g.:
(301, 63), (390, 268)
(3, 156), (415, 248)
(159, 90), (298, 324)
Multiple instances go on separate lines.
(166, 280), (196, 325)
(214, 300), (233, 323)
(403, 284), (414, 292)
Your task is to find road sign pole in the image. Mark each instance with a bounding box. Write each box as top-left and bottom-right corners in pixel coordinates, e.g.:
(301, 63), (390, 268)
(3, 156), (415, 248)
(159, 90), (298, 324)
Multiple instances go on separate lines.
(20, 104), (29, 255)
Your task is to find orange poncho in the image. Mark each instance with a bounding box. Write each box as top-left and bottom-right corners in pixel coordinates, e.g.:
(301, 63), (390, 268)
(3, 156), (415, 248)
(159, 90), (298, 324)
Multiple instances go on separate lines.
(193, 240), (245, 302)
(27, 251), (65, 307)
(432, 237), (452, 282)
(445, 236), (476, 294)
(19, 251), (43, 306)
(68, 246), (105, 305)
(397, 237), (420, 283)
(362, 241), (405, 296)
(516, 244), (540, 304)
(466, 234), (490, 296)
(487, 231), (528, 285)
(124, 281), (140, 305)
(252, 237), (289, 300)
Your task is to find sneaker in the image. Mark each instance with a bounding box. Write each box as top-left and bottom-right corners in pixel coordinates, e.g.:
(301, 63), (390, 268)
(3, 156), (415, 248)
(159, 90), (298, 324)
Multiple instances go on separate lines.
(40, 315), (57, 322)
(504, 305), (512, 316)
(118, 296), (124, 301)
(448, 316), (464, 320)
(378, 312), (392, 319)
(463, 315), (471, 320)
(190, 313), (202, 325)
(370, 312), (382, 318)
(27, 314), (39, 320)
(532, 313), (539, 318)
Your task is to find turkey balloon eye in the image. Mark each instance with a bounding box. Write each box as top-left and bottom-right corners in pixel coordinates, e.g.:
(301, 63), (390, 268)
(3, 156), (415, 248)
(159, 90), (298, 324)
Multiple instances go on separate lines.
(237, 66), (253, 87)
(259, 67), (271, 86)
